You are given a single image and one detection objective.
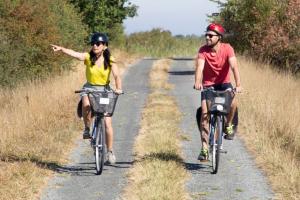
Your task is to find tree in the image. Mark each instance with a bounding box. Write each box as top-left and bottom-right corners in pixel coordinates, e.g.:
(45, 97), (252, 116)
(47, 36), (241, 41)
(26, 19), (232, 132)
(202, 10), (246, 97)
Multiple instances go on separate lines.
(69, 0), (137, 43)
(209, 0), (300, 73)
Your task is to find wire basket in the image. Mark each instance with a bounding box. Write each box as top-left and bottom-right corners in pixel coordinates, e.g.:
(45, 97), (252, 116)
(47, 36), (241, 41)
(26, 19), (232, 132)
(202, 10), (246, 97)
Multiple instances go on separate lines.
(204, 90), (233, 114)
(89, 91), (119, 116)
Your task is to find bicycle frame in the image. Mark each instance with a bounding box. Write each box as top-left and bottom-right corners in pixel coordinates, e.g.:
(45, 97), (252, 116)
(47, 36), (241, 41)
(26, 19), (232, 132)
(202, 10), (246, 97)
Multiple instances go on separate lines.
(203, 87), (234, 174)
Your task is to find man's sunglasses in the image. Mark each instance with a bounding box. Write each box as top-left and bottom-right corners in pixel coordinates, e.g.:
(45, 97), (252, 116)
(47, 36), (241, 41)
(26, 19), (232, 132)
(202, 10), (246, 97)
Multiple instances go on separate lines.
(205, 34), (219, 38)
(91, 41), (105, 46)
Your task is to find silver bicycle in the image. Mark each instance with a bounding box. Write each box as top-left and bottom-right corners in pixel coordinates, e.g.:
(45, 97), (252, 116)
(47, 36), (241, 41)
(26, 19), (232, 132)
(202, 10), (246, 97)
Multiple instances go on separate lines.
(75, 88), (120, 175)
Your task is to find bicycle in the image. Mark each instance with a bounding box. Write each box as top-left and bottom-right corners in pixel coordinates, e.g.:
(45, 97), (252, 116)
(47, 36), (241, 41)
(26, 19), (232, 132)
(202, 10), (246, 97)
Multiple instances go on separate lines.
(202, 87), (235, 174)
(75, 87), (121, 175)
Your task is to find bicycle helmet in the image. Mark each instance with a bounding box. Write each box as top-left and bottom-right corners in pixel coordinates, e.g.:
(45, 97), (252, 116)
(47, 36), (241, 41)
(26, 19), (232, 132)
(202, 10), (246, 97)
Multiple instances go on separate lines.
(90, 32), (109, 45)
(206, 23), (225, 36)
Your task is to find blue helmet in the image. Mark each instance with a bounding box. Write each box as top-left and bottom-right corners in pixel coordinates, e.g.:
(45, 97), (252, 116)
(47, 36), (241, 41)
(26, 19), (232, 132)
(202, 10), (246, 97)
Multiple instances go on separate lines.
(90, 32), (109, 45)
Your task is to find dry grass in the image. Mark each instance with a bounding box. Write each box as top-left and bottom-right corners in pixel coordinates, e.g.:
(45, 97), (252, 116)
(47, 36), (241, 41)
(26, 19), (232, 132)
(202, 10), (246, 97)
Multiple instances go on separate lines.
(122, 59), (190, 200)
(237, 56), (300, 200)
(0, 50), (136, 200)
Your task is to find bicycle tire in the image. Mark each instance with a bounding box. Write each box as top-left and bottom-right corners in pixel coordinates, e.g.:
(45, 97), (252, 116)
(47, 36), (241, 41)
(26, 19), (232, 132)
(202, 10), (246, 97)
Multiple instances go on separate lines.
(95, 117), (106, 175)
(210, 116), (217, 173)
(212, 115), (223, 174)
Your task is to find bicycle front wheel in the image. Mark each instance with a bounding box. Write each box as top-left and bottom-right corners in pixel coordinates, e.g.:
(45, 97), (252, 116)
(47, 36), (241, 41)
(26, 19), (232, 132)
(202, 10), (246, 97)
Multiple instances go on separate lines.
(212, 115), (223, 174)
(95, 117), (106, 175)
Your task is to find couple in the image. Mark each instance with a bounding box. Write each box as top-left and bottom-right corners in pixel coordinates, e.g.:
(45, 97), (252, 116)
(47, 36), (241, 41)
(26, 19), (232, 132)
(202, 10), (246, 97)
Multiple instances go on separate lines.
(51, 23), (242, 164)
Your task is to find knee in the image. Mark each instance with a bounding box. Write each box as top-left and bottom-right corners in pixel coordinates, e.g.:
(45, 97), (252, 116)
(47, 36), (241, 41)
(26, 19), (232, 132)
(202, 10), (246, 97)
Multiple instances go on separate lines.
(82, 97), (90, 110)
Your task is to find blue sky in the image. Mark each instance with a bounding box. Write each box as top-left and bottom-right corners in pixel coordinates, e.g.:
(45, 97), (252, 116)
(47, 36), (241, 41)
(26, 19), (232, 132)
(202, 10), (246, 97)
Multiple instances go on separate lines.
(123, 0), (221, 36)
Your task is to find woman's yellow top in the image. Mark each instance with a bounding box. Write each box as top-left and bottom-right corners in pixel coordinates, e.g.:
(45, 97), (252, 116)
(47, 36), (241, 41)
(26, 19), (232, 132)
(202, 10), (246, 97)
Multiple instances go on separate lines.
(84, 53), (114, 85)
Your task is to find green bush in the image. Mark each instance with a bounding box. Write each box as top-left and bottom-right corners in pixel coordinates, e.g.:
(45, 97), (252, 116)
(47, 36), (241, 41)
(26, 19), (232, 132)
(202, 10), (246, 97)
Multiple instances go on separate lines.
(0, 0), (88, 87)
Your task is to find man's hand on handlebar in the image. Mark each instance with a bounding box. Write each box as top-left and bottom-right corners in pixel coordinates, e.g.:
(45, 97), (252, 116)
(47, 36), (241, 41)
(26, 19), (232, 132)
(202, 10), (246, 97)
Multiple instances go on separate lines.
(194, 82), (203, 91)
(235, 86), (243, 93)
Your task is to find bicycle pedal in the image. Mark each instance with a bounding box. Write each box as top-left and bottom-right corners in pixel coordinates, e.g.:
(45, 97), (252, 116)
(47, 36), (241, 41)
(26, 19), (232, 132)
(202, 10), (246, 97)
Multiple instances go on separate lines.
(219, 149), (227, 153)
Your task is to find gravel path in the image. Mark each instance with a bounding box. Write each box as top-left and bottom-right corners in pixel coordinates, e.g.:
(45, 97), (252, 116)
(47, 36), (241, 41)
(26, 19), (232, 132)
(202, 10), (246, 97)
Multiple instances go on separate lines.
(40, 59), (153, 200)
(168, 59), (274, 200)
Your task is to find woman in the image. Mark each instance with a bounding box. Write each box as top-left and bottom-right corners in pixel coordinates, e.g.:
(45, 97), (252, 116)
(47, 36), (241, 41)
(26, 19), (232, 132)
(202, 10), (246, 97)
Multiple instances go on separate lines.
(51, 32), (123, 164)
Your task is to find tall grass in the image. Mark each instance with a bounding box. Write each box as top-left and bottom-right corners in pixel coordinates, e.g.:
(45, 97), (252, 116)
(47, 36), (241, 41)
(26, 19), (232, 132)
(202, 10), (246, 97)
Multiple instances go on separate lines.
(238, 56), (300, 199)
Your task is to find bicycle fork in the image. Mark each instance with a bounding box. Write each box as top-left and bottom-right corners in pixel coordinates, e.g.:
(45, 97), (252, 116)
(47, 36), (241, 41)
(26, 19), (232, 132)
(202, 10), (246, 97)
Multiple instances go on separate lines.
(91, 117), (104, 149)
(209, 115), (227, 154)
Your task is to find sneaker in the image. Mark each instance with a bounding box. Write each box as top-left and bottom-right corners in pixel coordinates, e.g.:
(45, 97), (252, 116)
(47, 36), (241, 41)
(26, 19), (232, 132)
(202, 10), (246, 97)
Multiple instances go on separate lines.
(224, 124), (234, 140)
(82, 127), (91, 139)
(107, 150), (116, 164)
(197, 148), (209, 162)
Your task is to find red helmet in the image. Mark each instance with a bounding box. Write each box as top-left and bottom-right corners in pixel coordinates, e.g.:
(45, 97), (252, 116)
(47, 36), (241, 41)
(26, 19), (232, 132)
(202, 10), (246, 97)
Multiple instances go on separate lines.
(206, 23), (225, 36)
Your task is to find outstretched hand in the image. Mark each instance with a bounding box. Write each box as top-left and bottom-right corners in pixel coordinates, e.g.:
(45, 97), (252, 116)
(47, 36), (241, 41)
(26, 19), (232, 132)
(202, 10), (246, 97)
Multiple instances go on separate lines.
(51, 44), (62, 52)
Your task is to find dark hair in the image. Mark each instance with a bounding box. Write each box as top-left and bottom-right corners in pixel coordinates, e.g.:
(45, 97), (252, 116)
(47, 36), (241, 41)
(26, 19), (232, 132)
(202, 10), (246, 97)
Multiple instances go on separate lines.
(89, 48), (112, 70)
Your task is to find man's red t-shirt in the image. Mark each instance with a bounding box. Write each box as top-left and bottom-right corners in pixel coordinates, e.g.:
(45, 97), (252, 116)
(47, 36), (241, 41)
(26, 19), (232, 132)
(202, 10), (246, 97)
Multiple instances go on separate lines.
(197, 43), (235, 86)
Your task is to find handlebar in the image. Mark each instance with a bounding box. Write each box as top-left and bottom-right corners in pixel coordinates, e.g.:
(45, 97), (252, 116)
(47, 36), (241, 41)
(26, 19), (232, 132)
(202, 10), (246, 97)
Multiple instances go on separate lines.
(201, 87), (236, 93)
(193, 86), (236, 93)
(75, 88), (124, 95)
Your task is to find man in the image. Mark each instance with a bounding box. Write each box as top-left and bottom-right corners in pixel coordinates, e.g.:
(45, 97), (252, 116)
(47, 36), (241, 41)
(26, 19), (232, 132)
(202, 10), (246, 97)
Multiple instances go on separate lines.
(194, 23), (242, 161)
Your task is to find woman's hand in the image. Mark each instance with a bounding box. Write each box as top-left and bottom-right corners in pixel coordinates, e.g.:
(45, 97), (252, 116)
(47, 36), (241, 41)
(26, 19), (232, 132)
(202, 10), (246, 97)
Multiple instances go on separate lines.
(51, 44), (62, 52)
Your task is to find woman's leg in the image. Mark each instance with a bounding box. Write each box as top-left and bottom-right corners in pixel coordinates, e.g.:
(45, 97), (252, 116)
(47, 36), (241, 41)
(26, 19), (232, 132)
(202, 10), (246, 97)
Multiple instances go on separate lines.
(82, 95), (91, 128)
(104, 116), (116, 164)
(82, 95), (91, 138)
(104, 116), (113, 151)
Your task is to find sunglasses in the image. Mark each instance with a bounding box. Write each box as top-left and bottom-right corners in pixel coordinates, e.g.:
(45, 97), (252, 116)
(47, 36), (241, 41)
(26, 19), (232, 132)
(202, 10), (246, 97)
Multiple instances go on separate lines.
(205, 34), (219, 38)
(91, 41), (105, 46)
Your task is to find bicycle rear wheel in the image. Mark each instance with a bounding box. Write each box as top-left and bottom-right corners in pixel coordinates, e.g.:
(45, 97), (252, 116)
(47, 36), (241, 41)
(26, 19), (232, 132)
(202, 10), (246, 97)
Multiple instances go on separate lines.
(95, 117), (106, 175)
(212, 115), (223, 174)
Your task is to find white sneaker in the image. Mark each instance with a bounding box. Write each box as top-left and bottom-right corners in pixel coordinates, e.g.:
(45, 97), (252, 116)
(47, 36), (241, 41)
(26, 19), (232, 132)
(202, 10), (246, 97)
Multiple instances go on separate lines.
(107, 151), (116, 164)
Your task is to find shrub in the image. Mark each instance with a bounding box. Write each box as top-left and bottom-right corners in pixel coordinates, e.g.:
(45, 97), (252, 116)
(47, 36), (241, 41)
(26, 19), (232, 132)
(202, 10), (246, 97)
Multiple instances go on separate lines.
(0, 0), (88, 87)
(210, 0), (300, 73)
(124, 28), (202, 57)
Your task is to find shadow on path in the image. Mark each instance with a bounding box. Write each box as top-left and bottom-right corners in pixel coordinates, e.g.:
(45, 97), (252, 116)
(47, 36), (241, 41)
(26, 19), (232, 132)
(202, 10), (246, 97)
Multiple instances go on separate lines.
(168, 70), (195, 76)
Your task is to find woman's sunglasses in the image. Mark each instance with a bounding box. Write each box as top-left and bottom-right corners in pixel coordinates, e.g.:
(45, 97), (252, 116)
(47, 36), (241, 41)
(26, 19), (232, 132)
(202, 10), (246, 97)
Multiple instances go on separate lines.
(91, 41), (105, 46)
(205, 34), (219, 38)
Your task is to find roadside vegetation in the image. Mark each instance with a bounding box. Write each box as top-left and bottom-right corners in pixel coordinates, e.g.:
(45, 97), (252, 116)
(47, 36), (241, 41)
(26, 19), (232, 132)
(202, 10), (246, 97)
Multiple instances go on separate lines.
(123, 28), (203, 58)
(0, 0), (137, 88)
(237, 57), (300, 199)
(122, 59), (190, 200)
(0, 0), (87, 87)
(210, 0), (300, 74)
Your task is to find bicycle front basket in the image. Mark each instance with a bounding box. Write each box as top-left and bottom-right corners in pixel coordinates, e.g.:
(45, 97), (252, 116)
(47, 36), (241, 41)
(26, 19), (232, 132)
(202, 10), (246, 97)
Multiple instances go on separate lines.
(205, 90), (232, 114)
(89, 91), (119, 116)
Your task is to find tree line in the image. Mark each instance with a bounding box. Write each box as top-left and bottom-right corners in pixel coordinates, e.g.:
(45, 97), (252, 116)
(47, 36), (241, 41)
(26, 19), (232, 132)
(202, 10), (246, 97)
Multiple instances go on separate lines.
(1, 0), (299, 87)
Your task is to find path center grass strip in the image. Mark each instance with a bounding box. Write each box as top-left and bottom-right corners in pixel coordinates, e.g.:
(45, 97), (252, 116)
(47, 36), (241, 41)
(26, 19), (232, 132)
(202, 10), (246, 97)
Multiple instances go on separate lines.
(122, 59), (190, 200)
